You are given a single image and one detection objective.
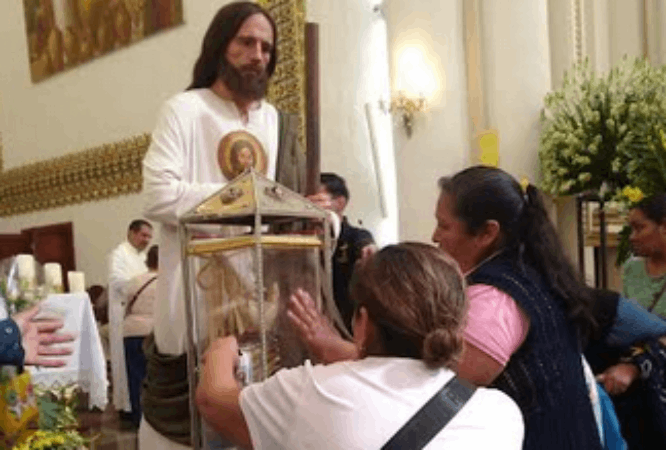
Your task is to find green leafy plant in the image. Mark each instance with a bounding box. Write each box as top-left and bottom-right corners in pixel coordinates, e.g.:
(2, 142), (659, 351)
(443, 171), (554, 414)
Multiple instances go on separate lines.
(539, 57), (666, 199)
(9, 385), (91, 450)
(0, 280), (36, 315)
(35, 385), (79, 432)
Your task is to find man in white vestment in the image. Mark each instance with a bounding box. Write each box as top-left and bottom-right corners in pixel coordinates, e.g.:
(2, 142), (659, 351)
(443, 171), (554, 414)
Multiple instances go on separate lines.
(107, 219), (152, 420)
(139, 2), (305, 449)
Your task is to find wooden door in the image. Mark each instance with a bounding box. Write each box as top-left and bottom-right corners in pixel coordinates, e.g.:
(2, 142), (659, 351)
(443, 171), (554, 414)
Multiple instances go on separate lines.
(23, 222), (75, 291)
(0, 233), (31, 261)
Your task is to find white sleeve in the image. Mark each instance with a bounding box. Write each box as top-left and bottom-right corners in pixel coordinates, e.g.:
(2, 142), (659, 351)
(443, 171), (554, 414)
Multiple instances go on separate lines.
(108, 248), (134, 303)
(108, 248), (131, 286)
(239, 364), (307, 448)
(142, 101), (222, 226)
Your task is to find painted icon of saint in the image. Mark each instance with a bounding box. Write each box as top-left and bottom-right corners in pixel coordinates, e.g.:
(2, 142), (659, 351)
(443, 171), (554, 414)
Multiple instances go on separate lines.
(218, 131), (267, 180)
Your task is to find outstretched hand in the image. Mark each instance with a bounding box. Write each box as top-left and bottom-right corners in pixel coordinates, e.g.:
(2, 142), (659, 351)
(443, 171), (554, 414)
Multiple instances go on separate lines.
(13, 305), (76, 367)
(360, 244), (378, 261)
(596, 362), (640, 396)
(287, 288), (359, 364)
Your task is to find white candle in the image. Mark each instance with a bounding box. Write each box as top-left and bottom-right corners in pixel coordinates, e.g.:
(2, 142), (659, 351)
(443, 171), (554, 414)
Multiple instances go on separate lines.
(44, 263), (63, 292)
(67, 271), (86, 293)
(16, 254), (36, 288)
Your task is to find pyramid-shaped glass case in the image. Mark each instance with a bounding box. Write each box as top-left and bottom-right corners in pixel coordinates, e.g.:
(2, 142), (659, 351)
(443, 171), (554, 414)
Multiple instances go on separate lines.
(179, 169), (342, 449)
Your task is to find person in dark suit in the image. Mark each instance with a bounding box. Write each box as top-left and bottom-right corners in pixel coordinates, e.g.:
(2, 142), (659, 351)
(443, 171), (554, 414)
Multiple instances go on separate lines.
(318, 173), (376, 332)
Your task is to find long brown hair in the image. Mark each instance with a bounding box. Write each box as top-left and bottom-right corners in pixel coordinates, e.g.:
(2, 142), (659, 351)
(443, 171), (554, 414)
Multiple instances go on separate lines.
(350, 242), (467, 369)
(439, 165), (598, 340)
(187, 2), (277, 90)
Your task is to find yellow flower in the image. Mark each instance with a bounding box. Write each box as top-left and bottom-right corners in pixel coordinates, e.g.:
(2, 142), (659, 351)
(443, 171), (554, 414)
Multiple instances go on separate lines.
(519, 176), (530, 192)
(622, 185), (645, 203)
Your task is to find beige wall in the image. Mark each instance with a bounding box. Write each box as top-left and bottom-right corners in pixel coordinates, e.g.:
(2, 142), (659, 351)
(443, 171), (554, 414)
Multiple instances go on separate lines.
(3, 0), (662, 287)
(0, 1), (232, 286)
(307, 0), (398, 246)
(0, 0), (396, 286)
(386, 0), (551, 242)
(386, 0), (470, 242)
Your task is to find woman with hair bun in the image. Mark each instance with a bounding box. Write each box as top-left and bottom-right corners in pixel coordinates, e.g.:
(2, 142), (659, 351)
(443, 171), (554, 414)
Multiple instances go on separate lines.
(286, 166), (605, 450)
(195, 242), (524, 449)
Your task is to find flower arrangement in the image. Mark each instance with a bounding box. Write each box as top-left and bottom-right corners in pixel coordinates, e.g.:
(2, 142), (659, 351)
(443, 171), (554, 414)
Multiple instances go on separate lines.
(539, 58), (666, 265)
(5, 384), (91, 450)
(1, 275), (89, 449)
(34, 385), (80, 432)
(539, 57), (666, 198)
(11, 430), (87, 450)
(0, 280), (40, 315)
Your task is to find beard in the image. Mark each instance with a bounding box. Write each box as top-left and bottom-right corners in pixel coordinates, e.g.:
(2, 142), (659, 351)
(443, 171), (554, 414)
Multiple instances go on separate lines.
(217, 60), (269, 101)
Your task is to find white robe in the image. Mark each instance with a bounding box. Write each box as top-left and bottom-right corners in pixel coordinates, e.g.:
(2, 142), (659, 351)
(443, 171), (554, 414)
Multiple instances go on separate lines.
(108, 240), (148, 412)
(140, 89), (278, 450)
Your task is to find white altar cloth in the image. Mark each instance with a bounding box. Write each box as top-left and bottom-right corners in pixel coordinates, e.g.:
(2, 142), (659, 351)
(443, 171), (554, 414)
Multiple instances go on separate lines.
(27, 293), (108, 410)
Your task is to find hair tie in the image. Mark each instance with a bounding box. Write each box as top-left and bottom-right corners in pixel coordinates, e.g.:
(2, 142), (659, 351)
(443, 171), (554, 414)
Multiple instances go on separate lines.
(520, 176), (530, 204)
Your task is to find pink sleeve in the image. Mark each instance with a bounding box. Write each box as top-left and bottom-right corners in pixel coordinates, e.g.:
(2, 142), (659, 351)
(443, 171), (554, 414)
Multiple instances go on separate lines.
(463, 284), (529, 366)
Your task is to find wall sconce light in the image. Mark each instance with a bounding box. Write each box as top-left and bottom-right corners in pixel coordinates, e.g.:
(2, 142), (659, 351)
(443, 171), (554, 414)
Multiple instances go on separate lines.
(388, 91), (428, 138)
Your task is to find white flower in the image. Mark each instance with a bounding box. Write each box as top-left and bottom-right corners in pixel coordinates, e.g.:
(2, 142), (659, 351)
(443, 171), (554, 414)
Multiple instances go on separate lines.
(579, 172), (593, 183)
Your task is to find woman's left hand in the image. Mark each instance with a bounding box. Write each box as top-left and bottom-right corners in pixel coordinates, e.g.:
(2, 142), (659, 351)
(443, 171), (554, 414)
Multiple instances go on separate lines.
(287, 288), (359, 364)
(596, 362), (640, 396)
(13, 305), (76, 367)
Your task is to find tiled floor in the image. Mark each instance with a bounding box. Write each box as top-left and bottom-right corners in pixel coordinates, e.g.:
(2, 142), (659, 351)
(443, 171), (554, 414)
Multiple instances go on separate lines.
(78, 404), (138, 450)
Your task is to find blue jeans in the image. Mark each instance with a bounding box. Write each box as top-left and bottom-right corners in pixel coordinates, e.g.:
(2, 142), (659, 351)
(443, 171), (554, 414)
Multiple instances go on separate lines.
(124, 336), (146, 427)
(605, 297), (666, 348)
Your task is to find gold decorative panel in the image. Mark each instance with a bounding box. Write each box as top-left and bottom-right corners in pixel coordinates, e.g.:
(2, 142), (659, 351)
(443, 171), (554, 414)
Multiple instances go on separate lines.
(0, 0), (306, 216)
(0, 134), (150, 217)
(258, 0), (307, 150)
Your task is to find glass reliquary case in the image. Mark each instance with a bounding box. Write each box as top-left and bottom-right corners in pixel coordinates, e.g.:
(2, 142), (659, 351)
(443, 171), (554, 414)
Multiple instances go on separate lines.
(179, 169), (343, 449)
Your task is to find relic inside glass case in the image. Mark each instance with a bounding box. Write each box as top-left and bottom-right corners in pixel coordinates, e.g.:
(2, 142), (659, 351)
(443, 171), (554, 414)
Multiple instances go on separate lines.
(179, 169), (341, 449)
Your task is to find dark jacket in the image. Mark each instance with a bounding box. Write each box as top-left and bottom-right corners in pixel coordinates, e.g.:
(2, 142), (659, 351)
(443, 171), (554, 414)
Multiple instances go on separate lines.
(0, 318), (24, 368)
(468, 251), (602, 450)
(332, 218), (374, 331)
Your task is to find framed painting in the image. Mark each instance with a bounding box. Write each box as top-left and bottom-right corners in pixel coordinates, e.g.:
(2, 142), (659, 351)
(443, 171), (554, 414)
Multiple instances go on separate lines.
(22, 0), (184, 83)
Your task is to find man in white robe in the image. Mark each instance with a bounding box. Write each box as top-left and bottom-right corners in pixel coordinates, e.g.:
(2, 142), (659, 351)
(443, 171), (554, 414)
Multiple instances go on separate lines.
(139, 2), (305, 449)
(107, 219), (152, 418)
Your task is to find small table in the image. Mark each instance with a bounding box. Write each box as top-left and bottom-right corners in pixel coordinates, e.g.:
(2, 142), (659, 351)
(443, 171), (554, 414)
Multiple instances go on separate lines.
(27, 293), (108, 410)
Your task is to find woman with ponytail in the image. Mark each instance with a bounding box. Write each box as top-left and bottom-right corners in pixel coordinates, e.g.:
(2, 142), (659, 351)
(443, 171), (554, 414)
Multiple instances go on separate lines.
(195, 243), (524, 449)
(433, 165), (602, 450)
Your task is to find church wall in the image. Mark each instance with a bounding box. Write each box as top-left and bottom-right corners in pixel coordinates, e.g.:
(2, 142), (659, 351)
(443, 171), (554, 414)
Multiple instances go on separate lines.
(386, 0), (551, 242)
(386, 0), (470, 242)
(1, 0), (660, 287)
(0, 1), (231, 286)
(0, 0), (396, 286)
(479, 0), (551, 182)
(306, 0), (398, 248)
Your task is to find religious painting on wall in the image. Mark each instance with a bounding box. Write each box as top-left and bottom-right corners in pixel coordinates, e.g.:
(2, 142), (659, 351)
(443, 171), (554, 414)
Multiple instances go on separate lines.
(22, 0), (184, 83)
